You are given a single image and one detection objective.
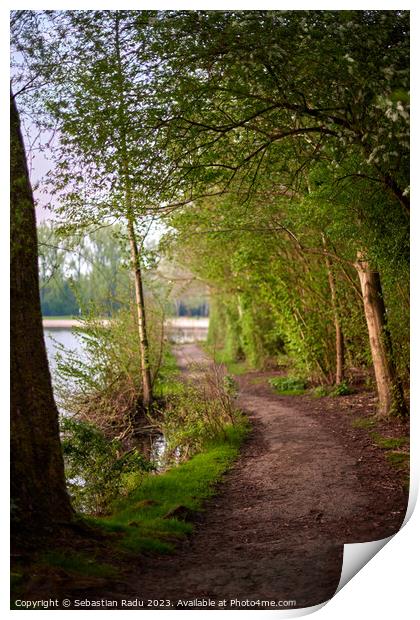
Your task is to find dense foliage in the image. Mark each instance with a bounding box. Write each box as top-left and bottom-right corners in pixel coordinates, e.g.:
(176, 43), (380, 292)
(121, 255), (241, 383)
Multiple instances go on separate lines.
(54, 307), (165, 434)
(12, 9), (409, 434)
(153, 10), (409, 414)
(61, 417), (154, 515)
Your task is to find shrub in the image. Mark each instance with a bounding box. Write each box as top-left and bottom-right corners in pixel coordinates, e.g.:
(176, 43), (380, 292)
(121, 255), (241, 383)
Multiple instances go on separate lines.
(61, 417), (154, 515)
(312, 385), (330, 397)
(54, 304), (165, 437)
(331, 381), (352, 396)
(155, 362), (240, 462)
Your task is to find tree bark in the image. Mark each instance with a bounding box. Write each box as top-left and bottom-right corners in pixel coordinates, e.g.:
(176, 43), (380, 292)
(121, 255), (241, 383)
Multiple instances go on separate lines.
(355, 253), (407, 417)
(127, 217), (153, 408)
(10, 93), (74, 534)
(114, 14), (153, 409)
(322, 234), (344, 385)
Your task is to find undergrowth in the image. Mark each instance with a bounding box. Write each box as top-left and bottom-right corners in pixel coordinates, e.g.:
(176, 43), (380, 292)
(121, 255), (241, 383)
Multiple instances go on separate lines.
(351, 419), (409, 485)
(269, 376), (306, 395)
(201, 344), (249, 376)
(12, 348), (250, 603)
(312, 382), (353, 398)
(39, 551), (118, 579)
(90, 420), (250, 554)
(58, 340), (250, 554)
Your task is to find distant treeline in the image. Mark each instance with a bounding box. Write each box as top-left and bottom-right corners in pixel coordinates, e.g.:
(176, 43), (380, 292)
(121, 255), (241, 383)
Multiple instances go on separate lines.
(175, 301), (209, 318)
(38, 223), (129, 317)
(38, 223), (209, 318)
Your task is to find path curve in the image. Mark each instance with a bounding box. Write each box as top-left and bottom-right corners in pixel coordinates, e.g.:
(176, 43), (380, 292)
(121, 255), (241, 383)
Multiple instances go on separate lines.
(122, 344), (405, 608)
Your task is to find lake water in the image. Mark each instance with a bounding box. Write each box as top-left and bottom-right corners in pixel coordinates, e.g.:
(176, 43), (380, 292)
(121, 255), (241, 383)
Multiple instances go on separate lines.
(43, 325), (200, 471)
(44, 321), (209, 373)
(44, 328), (85, 373)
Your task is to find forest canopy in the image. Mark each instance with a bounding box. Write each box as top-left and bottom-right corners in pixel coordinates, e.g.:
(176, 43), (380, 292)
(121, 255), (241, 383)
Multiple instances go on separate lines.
(11, 9), (409, 426)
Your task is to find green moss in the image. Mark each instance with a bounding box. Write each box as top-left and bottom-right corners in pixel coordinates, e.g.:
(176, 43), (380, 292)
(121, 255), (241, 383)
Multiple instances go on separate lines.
(385, 451), (409, 469)
(351, 417), (377, 430)
(90, 420), (250, 554)
(371, 434), (409, 450)
(39, 551), (117, 578)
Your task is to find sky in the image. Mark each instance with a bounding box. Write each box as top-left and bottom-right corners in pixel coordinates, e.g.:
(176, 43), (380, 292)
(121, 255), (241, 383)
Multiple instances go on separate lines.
(25, 124), (56, 223)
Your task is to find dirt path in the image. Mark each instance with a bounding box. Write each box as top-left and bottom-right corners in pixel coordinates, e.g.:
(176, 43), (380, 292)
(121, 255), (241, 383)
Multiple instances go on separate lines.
(172, 342), (207, 372)
(114, 344), (406, 609)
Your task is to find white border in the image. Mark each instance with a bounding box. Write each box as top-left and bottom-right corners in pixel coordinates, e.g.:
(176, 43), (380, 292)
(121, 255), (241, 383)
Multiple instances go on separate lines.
(3, 3), (418, 618)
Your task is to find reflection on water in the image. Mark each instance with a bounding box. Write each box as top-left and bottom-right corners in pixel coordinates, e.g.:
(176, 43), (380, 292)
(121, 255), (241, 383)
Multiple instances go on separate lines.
(150, 434), (181, 472)
(133, 431), (180, 472)
(43, 325), (208, 369)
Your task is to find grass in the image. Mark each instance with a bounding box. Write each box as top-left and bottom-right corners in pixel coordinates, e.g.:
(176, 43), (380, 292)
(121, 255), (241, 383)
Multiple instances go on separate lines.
(90, 420), (250, 555)
(153, 349), (184, 398)
(104, 345), (250, 557)
(351, 421), (409, 453)
(371, 433), (409, 483)
(269, 376), (306, 396)
(351, 419), (409, 483)
(385, 451), (409, 470)
(351, 416), (377, 430)
(39, 550), (117, 578)
(12, 347), (250, 603)
(12, 418), (250, 601)
(371, 433), (409, 450)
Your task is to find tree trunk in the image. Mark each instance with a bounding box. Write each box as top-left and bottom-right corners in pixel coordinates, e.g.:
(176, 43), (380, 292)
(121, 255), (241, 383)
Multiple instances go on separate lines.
(334, 323), (345, 385)
(127, 218), (153, 408)
(114, 14), (153, 409)
(322, 234), (344, 384)
(10, 93), (73, 535)
(355, 253), (407, 417)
